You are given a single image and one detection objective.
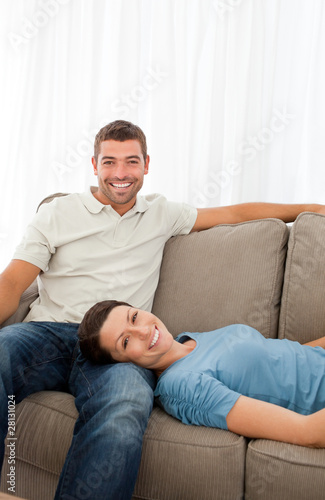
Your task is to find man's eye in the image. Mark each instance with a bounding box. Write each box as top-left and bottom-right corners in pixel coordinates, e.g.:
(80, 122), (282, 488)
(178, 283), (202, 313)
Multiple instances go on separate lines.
(123, 337), (129, 349)
(132, 312), (138, 323)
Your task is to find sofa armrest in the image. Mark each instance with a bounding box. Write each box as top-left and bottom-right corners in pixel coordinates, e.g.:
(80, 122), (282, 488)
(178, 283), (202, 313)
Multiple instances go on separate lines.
(0, 280), (39, 328)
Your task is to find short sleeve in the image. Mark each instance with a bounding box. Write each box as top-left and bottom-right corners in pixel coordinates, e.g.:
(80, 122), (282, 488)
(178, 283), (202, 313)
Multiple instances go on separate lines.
(155, 370), (241, 429)
(13, 206), (55, 271)
(166, 201), (197, 237)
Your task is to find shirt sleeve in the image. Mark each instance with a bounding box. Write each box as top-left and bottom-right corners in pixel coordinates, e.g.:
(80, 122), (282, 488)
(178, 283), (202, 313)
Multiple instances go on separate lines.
(13, 205), (55, 272)
(166, 201), (197, 237)
(155, 370), (241, 430)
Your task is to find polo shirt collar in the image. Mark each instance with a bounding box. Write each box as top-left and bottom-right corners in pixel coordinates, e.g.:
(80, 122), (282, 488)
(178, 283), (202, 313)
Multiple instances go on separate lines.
(80, 186), (149, 215)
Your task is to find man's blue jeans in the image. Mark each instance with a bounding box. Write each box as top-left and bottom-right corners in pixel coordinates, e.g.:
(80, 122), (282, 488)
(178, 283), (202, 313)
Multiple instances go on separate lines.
(0, 321), (156, 500)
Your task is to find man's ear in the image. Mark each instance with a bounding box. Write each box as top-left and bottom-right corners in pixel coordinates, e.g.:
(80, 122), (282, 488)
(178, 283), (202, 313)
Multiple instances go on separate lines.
(144, 154), (150, 175)
(92, 156), (98, 175)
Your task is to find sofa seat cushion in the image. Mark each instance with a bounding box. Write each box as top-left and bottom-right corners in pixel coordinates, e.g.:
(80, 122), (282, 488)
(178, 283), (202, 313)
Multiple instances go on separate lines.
(1, 391), (78, 500)
(245, 438), (325, 500)
(153, 219), (288, 339)
(133, 406), (247, 500)
(1, 392), (247, 500)
(279, 212), (325, 342)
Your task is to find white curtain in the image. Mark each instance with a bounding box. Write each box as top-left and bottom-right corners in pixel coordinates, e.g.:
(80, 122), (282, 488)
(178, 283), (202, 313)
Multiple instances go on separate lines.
(1, 0), (325, 270)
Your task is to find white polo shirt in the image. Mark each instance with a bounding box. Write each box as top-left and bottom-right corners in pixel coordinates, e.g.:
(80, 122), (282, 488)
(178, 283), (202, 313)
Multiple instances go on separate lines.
(14, 188), (197, 323)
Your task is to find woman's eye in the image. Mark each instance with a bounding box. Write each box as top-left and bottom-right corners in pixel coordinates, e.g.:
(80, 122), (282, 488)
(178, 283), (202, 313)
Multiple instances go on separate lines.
(132, 312), (138, 323)
(123, 337), (129, 349)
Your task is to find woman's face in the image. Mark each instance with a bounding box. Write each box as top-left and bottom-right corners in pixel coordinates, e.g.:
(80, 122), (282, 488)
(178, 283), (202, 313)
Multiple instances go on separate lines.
(99, 305), (175, 370)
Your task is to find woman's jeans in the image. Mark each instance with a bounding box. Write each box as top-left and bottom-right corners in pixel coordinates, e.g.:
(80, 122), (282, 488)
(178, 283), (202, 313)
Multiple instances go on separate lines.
(0, 321), (156, 500)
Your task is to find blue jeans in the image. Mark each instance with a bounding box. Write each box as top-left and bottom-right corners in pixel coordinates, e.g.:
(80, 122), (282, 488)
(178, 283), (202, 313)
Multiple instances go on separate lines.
(0, 321), (156, 500)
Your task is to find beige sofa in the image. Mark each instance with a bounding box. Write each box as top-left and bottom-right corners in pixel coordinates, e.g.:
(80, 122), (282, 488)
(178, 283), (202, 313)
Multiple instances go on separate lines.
(1, 203), (325, 500)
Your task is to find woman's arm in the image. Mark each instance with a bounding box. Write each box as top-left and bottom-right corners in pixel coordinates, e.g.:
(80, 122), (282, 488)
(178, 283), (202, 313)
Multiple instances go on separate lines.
(304, 336), (325, 348)
(226, 395), (325, 448)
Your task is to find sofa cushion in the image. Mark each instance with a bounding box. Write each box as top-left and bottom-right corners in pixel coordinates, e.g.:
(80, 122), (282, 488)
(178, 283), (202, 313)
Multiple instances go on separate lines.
(133, 406), (246, 500)
(153, 219), (288, 339)
(245, 438), (325, 500)
(1, 393), (246, 500)
(1, 392), (77, 500)
(279, 212), (325, 342)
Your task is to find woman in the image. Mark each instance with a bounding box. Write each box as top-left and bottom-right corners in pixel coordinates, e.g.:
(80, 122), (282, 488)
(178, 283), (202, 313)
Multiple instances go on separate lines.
(78, 300), (325, 448)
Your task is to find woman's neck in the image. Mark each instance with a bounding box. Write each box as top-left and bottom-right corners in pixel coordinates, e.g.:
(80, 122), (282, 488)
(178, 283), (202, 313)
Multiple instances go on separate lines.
(154, 339), (196, 377)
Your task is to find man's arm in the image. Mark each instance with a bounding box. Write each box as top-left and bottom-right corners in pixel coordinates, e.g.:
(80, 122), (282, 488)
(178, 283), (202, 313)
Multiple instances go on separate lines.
(191, 203), (324, 232)
(0, 260), (40, 325)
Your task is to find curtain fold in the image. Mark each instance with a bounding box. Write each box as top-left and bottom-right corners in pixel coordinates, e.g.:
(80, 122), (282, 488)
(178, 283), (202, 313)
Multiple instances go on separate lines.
(1, 0), (325, 270)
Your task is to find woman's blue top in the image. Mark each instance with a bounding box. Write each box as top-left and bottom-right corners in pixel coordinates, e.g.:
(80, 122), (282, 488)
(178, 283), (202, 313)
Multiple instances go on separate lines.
(154, 324), (325, 429)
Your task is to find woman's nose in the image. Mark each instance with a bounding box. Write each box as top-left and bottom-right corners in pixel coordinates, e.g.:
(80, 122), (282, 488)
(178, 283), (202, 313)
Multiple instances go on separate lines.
(132, 326), (150, 340)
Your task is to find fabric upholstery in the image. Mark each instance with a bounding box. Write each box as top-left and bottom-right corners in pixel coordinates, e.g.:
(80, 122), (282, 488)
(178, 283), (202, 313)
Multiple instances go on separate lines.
(1, 392), (77, 500)
(153, 219), (289, 339)
(246, 439), (325, 500)
(1, 395), (246, 500)
(279, 212), (325, 342)
(133, 407), (246, 500)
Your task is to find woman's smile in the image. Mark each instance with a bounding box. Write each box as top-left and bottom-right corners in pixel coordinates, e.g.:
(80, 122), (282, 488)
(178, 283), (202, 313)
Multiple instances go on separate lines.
(149, 327), (160, 349)
(98, 305), (196, 374)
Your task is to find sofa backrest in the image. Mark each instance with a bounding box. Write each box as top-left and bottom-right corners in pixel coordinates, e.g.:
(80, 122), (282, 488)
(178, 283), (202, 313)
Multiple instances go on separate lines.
(7, 196), (324, 345)
(152, 218), (289, 339)
(279, 212), (325, 343)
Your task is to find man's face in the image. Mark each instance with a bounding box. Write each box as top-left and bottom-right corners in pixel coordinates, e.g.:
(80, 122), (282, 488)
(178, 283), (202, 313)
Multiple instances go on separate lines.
(92, 139), (150, 215)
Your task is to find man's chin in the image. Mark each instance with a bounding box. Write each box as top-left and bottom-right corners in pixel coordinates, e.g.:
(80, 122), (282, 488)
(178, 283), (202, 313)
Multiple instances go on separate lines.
(104, 189), (137, 206)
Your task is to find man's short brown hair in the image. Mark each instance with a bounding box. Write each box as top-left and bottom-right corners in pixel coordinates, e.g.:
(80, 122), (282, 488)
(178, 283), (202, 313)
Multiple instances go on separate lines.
(94, 120), (147, 162)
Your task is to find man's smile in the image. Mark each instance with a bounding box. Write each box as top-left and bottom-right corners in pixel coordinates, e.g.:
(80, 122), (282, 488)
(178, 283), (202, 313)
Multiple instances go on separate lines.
(110, 182), (133, 189)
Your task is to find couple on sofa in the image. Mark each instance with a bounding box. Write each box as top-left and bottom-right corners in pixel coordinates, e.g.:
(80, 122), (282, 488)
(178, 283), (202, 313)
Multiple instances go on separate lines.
(1, 119), (325, 500)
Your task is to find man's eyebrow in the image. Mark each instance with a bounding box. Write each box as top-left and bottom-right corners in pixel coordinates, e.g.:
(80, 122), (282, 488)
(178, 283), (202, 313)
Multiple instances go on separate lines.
(101, 155), (141, 161)
(115, 308), (131, 349)
(126, 155), (141, 160)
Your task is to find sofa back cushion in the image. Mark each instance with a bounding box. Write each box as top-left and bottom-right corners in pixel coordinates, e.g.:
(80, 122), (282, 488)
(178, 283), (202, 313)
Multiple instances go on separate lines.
(279, 212), (325, 342)
(152, 219), (288, 339)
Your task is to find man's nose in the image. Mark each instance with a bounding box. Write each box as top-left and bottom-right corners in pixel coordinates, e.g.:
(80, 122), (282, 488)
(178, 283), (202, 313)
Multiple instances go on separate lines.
(114, 161), (130, 178)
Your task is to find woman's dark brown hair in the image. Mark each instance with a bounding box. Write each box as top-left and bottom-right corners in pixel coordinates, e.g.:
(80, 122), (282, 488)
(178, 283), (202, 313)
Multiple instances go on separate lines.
(78, 300), (131, 364)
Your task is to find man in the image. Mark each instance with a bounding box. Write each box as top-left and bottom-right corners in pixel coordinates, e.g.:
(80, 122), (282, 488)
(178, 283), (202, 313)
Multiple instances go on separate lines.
(0, 120), (324, 500)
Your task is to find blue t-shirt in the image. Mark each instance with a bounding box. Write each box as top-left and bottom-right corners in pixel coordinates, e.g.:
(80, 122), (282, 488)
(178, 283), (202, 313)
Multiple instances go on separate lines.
(154, 325), (325, 430)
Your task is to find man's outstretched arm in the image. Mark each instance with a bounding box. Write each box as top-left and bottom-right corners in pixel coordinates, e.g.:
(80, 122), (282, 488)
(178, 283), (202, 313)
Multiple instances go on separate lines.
(191, 203), (325, 232)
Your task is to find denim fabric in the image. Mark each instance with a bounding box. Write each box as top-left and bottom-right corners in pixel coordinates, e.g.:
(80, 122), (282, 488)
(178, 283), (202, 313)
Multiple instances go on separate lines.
(0, 322), (156, 500)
